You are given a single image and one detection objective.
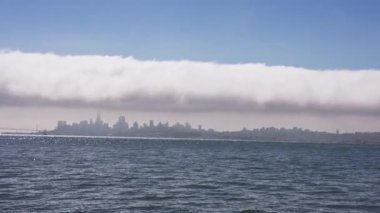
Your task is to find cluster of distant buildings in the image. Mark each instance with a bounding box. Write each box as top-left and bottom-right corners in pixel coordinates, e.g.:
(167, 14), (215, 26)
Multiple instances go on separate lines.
(49, 113), (380, 144)
(52, 113), (204, 138)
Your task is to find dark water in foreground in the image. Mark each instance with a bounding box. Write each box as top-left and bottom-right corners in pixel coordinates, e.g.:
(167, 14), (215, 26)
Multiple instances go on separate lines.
(0, 136), (379, 213)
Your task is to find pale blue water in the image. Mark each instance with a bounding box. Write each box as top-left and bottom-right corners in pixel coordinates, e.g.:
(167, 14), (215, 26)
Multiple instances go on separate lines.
(0, 135), (379, 212)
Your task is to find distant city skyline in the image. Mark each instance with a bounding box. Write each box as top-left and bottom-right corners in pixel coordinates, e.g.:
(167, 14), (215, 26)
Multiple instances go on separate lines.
(34, 113), (379, 144)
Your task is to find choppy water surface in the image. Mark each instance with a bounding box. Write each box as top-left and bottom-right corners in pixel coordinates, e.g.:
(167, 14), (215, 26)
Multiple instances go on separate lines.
(0, 136), (379, 212)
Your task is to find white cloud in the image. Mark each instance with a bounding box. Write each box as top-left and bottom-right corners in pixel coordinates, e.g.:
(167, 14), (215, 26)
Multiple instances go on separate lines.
(0, 50), (380, 115)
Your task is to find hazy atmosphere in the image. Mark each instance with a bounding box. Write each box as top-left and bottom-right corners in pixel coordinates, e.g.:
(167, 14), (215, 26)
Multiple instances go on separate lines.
(1, 0), (380, 132)
(1, 51), (380, 132)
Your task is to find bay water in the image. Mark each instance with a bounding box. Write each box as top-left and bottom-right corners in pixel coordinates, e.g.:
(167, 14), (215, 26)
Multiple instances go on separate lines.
(0, 136), (379, 212)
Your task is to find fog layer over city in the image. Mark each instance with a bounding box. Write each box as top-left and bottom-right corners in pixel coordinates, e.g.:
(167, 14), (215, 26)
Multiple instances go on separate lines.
(1, 50), (380, 131)
(1, 50), (380, 115)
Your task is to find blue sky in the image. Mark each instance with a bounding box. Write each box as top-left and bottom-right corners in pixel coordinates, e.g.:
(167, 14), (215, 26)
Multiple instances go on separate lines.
(0, 0), (379, 69)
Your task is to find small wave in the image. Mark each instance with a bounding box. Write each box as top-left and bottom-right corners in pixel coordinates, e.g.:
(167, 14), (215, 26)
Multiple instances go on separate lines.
(238, 209), (269, 213)
(183, 184), (219, 189)
(324, 204), (380, 211)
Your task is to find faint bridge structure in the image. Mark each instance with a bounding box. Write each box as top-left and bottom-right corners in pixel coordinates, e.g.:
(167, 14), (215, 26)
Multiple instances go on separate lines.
(0, 127), (39, 134)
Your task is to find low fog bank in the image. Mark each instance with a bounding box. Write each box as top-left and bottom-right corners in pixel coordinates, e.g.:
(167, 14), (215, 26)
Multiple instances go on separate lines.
(1, 51), (379, 132)
(0, 51), (380, 116)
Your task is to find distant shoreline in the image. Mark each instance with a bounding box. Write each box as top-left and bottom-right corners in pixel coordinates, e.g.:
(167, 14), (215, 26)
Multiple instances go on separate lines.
(1, 133), (379, 145)
(0, 133), (286, 142)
